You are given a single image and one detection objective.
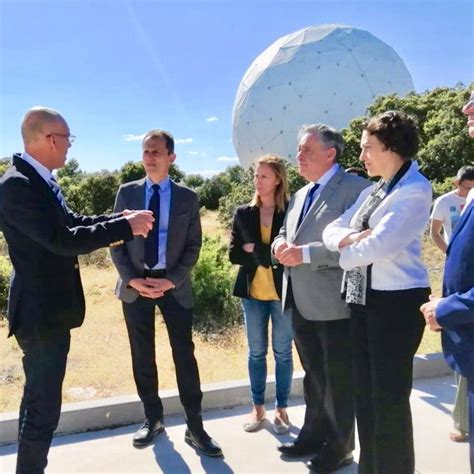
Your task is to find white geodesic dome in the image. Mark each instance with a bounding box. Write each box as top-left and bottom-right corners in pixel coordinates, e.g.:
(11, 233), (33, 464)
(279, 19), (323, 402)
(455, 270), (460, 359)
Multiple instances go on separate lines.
(232, 24), (414, 167)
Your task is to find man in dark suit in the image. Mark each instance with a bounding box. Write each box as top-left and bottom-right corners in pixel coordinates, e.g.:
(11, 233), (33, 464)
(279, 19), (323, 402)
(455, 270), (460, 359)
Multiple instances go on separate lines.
(0, 106), (154, 474)
(421, 91), (474, 470)
(272, 124), (369, 473)
(110, 129), (222, 457)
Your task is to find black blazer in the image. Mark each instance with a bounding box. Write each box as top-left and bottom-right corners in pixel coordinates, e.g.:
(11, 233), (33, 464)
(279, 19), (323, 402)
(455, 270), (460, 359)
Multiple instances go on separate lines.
(0, 154), (133, 338)
(229, 203), (287, 299)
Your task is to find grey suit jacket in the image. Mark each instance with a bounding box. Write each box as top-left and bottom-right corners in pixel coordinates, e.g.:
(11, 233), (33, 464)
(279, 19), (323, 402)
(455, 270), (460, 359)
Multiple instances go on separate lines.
(110, 178), (202, 307)
(272, 168), (370, 321)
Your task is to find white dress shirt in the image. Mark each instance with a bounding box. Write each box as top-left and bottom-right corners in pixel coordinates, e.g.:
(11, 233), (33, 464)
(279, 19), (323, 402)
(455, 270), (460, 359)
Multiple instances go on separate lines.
(20, 152), (54, 184)
(301, 163), (340, 263)
(322, 161), (432, 291)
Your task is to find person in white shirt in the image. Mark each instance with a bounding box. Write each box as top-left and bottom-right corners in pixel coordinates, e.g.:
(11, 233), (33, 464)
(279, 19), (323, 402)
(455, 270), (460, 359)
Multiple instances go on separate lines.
(323, 111), (432, 474)
(431, 166), (474, 253)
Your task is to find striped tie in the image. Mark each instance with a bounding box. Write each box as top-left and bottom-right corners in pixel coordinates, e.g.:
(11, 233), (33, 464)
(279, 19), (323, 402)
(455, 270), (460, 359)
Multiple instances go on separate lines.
(49, 176), (67, 210)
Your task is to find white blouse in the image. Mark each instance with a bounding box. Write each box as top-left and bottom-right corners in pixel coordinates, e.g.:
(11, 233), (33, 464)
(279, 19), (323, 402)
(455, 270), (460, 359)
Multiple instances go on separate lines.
(322, 162), (432, 291)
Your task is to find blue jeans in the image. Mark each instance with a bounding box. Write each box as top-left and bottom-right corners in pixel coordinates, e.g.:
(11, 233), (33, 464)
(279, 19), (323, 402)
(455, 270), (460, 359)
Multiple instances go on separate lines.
(241, 298), (293, 407)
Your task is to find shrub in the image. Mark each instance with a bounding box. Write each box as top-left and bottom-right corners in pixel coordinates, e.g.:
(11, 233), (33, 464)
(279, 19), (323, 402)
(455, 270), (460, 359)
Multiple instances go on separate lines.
(192, 235), (242, 336)
(78, 248), (113, 268)
(432, 175), (455, 200)
(0, 232), (8, 257)
(0, 255), (12, 319)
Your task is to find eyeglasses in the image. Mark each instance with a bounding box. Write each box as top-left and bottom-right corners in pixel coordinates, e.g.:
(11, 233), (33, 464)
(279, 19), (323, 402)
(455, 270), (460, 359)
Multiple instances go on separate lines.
(45, 133), (76, 144)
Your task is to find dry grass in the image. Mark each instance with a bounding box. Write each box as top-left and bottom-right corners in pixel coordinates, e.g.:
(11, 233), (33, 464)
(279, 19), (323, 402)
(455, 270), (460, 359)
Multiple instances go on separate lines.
(0, 213), (446, 412)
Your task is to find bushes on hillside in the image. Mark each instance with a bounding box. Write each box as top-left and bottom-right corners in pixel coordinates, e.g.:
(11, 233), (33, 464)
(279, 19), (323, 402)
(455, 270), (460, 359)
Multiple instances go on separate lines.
(0, 255), (12, 318)
(192, 235), (242, 335)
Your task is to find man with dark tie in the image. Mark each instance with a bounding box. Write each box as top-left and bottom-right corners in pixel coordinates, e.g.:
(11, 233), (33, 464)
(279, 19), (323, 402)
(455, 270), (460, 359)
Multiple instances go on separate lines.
(0, 106), (154, 474)
(421, 91), (474, 471)
(110, 129), (222, 457)
(272, 124), (369, 473)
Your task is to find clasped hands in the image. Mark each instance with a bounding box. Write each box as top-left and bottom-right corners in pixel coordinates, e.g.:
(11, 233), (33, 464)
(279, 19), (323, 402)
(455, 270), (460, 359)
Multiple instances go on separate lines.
(420, 295), (442, 332)
(123, 209), (155, 238)
(273, 241), (303, 267)
(128, 277), (175, 299)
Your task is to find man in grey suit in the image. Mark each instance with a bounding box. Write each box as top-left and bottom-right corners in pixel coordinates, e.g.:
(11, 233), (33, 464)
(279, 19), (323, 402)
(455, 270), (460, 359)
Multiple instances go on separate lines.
(273, 124), (369, 473)
(111, 129), (222, 457)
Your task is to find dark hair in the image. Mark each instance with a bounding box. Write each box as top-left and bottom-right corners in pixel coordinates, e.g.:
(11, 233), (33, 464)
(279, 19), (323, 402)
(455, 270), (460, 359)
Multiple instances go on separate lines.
(457, 165), (474, 182)
(142, 129), (175, 154)
(363, 111), (419, 160)
(345, 167), (368, 179)
(298, 124), (345, 161)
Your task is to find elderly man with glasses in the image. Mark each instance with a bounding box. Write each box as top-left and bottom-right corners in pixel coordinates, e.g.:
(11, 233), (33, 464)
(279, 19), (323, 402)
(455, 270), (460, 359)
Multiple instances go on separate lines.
(0, 106), (154, 474)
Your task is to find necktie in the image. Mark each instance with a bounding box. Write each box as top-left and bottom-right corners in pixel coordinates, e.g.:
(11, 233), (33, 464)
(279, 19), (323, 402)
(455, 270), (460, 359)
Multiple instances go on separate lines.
(49, 176), (67, 210)
(144, 184), (160, 268)
(297, 182), (320, 228)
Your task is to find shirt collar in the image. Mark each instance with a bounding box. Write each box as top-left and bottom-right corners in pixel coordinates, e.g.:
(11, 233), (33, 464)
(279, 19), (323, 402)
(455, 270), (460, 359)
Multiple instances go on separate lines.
(20, 151), (54, 183)
(315, 163), (340, 187)
(145, 175), (171, 192)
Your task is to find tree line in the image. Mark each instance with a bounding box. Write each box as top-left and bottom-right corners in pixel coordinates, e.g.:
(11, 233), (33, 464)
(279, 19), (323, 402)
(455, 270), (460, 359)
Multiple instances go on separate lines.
(1, 85), (472, 221)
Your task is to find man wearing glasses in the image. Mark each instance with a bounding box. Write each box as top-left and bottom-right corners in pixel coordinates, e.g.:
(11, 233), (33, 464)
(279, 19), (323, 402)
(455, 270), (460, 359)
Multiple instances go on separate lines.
(0, 106), (154, 474)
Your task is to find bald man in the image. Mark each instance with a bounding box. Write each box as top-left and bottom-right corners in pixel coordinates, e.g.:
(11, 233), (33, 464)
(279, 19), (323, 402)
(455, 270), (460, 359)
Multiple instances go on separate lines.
(0, 107), (153, 474)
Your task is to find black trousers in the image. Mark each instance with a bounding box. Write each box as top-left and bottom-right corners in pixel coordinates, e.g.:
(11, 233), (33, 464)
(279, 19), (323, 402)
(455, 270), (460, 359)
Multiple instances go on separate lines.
(123, 292), (203, 431)
(350, 288), (428, 474)
(292, 306), (355, 456)
(15, 330), (71, 474)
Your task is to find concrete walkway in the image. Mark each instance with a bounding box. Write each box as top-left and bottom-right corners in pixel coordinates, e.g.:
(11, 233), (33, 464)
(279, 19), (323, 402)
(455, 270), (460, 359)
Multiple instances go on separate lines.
(0, 376), (469, 473)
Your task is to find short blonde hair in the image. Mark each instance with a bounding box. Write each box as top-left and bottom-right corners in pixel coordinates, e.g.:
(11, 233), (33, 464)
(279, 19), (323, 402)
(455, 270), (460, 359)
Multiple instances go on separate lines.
(250, 154), (289, 212)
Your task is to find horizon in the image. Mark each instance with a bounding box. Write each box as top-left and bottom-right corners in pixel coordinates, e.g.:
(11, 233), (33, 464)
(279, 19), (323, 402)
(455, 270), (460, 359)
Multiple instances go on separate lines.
(1, 0), (473, 176)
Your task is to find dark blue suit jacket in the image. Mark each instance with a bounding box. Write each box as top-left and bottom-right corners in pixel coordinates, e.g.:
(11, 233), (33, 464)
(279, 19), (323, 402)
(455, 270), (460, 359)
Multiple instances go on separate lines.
(0, 154), (133, 338)
(437, 198), (474, 379)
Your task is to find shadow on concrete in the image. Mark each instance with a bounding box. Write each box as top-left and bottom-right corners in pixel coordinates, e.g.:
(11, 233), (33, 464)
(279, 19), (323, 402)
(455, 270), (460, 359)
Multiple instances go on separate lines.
(414, 376), (456, 416)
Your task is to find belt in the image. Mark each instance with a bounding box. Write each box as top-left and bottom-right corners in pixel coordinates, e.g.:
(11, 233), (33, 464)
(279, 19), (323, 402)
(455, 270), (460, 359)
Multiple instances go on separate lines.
(144, 269), (166, 278)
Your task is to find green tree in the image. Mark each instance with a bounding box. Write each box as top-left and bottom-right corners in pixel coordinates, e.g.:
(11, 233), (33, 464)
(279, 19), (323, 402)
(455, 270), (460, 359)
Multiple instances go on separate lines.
(66, 172), (119, 215)
(197, 173), (233, 210)
(184, 174), (205, 189)
(341, 85), (474, 181)
(0, 157), (11, 177)
(169, 163), (185, 182)
(119, 161), (145, 184)
(57, 158), (83, 179)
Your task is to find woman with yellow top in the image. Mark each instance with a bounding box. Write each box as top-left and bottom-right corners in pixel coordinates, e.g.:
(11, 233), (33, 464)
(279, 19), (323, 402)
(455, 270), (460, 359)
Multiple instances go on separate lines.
(229, 155), (292, 434)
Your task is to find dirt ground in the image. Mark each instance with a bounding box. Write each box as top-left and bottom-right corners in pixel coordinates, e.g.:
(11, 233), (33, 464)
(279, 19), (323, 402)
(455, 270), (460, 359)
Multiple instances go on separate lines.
(0, 212), (443, 412)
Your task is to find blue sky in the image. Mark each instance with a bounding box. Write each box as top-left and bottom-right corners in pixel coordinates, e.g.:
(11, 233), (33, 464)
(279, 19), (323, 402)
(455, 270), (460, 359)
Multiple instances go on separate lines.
(0, 0), (472, 176)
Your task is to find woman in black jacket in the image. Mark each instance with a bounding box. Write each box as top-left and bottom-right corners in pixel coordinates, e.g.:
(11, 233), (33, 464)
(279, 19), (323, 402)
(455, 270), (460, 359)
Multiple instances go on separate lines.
(229, 155), (292, 434)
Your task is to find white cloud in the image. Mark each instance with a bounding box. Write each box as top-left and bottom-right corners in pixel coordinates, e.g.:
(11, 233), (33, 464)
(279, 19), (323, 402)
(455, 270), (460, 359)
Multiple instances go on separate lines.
(190, 169), (220, 178)
(188, 151), (207, 156)
(123, 133), (146, 141)
(216, 156), (239, 162)
(206, 116), (219, 122)
(175, 137), (193, 144)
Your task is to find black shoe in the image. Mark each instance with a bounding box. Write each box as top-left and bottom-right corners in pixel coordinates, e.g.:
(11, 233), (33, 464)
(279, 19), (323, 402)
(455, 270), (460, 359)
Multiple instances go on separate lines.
(306, 451), (353, 473)
(133, 419), (165, 447)
(278, 440), (322, 457)
(185, 428), (223, 457)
